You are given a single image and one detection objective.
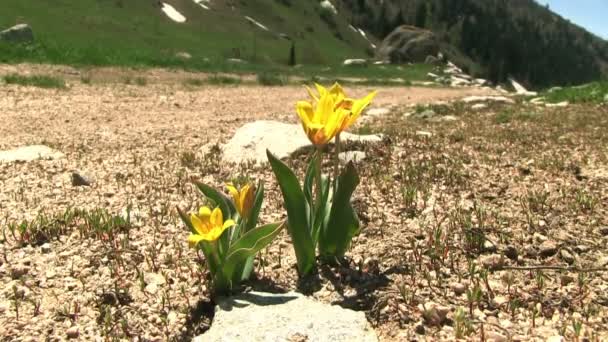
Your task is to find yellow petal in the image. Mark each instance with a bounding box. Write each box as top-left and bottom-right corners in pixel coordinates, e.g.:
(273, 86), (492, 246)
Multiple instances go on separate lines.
(226, 184), (240, 209)
(345, 91), (377, 131)
(210, 207), (223, 228)
(198, 206), (212, 218)
(191, 213), (209, 235)
(305, 86), (319, 102)
(188, 234), (205, 248)
(314, 83), (328, 98)
(314, 92), (335, 124)
(223, 219), (236, 230)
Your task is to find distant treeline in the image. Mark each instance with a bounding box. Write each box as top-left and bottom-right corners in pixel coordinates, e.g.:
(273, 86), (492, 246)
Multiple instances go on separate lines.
(343, 0), (608, 87)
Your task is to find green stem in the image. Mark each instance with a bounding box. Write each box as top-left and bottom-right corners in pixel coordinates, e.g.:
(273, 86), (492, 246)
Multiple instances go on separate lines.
(333, 133), (341, 186)
(315, 148), (323, 207)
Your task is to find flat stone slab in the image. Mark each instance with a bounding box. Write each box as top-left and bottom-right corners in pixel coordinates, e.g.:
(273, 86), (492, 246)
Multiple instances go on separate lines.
(195, 291), (377, 342)
(0, 145), (64, 163)
(221, 120), (383, 164)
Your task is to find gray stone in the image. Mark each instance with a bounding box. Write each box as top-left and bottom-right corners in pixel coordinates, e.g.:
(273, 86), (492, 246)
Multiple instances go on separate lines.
(0, 145), (64, 163)
(420, 302), (450, 327)
(144, 272), (166, 286)
(414, 109), (437, 119)
(11, 265), (29, 279)
(376, 25), (440, 64)
(71, 172), (92, 187)
(560, 249), (575, 264)
(194, 291), (377, 342)
(339, 151), (366, 164)
(539, 240), (558, 258)
(451, 282), (467, 296)
(219, 121), (383, 165)
(503, 245), (518, 261)
(599, 226), (608, 236)
(66, 326), (79, 339)
(0, 24), (34, 44)
(480, 254), (504, 270)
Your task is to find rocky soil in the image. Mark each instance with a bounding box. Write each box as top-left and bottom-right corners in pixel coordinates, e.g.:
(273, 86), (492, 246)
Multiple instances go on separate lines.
(1, 65), (607, 341)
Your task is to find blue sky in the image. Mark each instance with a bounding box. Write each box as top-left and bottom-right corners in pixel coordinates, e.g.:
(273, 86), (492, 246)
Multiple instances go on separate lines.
(536, 0), (608, 39)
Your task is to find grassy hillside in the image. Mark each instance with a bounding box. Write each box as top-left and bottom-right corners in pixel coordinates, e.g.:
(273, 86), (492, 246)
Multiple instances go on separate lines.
(341, 0), (608, 88)
(0, 0), (372, 69)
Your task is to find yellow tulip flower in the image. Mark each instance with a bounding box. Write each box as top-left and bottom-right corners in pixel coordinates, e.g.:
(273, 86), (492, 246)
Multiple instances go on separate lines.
(226, 182), (255, 218)
(188, 206), (235, 247)
(304, 82), (377, 133)
(296, 91), (349, 146)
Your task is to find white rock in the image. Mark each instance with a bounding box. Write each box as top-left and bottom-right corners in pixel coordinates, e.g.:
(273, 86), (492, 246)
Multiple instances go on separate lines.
(343, 59), (368, 66)
(220, 121), (383, 164)
(366, 107), (391, 117)
(320, 0), (338, 14)
(450, 76), (470, 87)
(509, 78), (538, 96)
(41, 243), (52, 254)
(193, 0), (211, 10)
(530, 97), (545, 104)
(473, 78), (488, 86)
(194, 291), (377, 342)
(545, 101), (569, 108)
(245, 16), (269, 31)
(471, 103), (488, 110)
(160, 3), (186, 23)
(0, 145), (64, 163)
(339, 151), (366, 164)
(416, 131), (432, 137)
(227, 58), (247, 64)
(461, 96), (515, 104)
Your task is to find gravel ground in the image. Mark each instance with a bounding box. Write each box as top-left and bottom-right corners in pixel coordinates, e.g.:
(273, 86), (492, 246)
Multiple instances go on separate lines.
(1, 65), (607, 341)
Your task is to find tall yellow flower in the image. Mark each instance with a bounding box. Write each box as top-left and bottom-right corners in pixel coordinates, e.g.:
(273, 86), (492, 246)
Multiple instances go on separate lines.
(296, 90), (349, 146)
(305, 83), (377, 132)
(226, 182), (255, 218)
(188, 206), (235, 247)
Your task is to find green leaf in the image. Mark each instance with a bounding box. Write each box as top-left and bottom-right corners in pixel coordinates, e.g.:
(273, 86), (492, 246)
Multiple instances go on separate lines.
(222, 222), (285, 281)
(311, 174), (330, 247)
(195, 183), (235, 219)
(266, 150), (316, 275)
(319, 162), (360, 257)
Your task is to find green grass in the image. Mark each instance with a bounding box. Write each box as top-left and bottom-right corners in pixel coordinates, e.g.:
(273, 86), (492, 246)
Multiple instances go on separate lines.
(0, 0), (369, 67)
(0, 1), (437, 84)
(543, 81), (608, 104)
(257, 72), (287, 86)
(3, 74), (66, 89)
(207, 74), (242, 85)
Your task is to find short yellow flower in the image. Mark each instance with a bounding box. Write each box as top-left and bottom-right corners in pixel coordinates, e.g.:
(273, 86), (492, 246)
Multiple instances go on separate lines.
(188, 206), (235, 246)
(226, 182), (255, 218)
(306, 83), (377, 132)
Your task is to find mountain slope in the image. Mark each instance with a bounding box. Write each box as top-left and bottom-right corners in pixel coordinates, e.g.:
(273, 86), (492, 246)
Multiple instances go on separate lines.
(0, 0), (373, 68)
(341, 0), (608, 87)
(2, 0), (607, 87)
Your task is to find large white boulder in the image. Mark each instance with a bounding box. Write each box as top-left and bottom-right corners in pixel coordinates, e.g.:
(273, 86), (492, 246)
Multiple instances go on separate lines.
(220, 121), (383, 164)
(509, 78), (538, 96)
(194, 291), (377, 342)
(0, 145), (64, 163)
